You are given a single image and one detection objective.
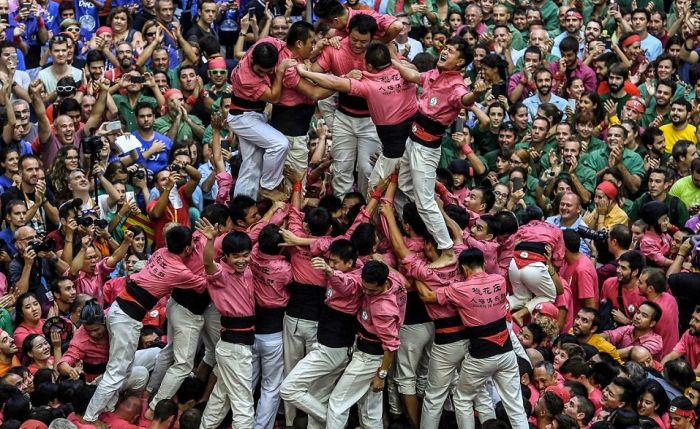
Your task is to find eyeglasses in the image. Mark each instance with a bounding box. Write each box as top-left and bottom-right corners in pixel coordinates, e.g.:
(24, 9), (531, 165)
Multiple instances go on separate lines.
(209, 69), (227, 75)
(57, 86), (76, 93)
(494, 191), (509, 198)
(51, 35), (67, 43)
(146, 31), (156, 37)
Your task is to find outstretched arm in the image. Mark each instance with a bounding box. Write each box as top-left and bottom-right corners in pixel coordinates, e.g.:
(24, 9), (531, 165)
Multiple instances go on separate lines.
(391, 59), (421, 84)
(297, 67), (352, 93)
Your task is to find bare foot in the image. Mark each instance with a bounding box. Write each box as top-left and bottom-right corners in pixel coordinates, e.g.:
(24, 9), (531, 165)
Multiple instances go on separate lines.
(144, 408), (155, 421)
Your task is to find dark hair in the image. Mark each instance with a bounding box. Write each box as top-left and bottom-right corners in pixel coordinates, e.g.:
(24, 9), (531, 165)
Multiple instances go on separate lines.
(560, 36), (579, 54)
(664, 358), (695, 390)
(365, 42), (391, 70)
(473, 186), (496, 212)
(608, 62), (630, 80)
(3, 395), (30, 422)
(164, 225), (193, 254)
(444, 204), (470, 230)
(361, 260), (389, 285)
(306, 207), (332, 236)
(446, 37), (473, 67)
(481, 53), (507, 81)
(154, 399), (179, 422)
(221, 231), (253, 255)
(572, 395), (596, 424)
(540, 391), (565, 417)
(563, 229), (581, 253)
(671, 98), (692, 113)
(579, 306), (601, 330)
(639, 379), (670, 416)
(350, 223), (377, 256)
(251, 42), (279, 69)
(14, 292), (38, 327)
(458, 248), (485, 269)
(180, 408), (203, 429)
(135, 101), (155, 116)
(610, 376), (639, 408)
(560, 357), (591, 378)
(86, 49), (106, 65)
(176, 376), (204, 405)
(21, 334), (43, 365)
(313, 0), (345, 19)
(328, 239), (358, 266)
(657, 78), (677, 94)
(619, 250), (645, 277)
(200, 203), (231, 228)
(229, 196), (257, 227)
(401, 202), (428, 237)
(258, 224), (284, 256)
(609, 224), (632, 249)
(495, 210), (519, 235)
(524, 323), (544, 344)
(287, 21), (315, 48)
(348, 14), (378, 37)
(412, 52), (437, 72)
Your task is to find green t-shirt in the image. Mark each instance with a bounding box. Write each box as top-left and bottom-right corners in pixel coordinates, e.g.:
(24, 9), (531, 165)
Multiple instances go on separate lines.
(582, 147), (646, 179)
(471, 125), (500, 155)
(154, 114), (205, 142)
(670, 175), (700, 208)
(113, 94), (158, 133)
(629, 193), (689, 227)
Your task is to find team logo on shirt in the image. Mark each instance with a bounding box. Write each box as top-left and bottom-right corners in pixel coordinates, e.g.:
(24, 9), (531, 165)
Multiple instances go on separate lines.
(361, 311), (369, 321)
(429, 96), (438, 106)
(628, 305), (636, 315)
(326, 289), (333, 298)
(150, 310), (159, 318)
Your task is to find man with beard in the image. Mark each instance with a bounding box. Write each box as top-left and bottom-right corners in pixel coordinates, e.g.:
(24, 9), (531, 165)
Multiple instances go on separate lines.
(600, 62), (635, 116)
(514, 116), (557, 171)
(660, 100), (698, 153)
(203, 57), (231, 110)
(550, 36), (597, 93)
(570, 308), (621, 362)
(641, 79), (675, 128)
(484, 123), (518, 170)
(178, 64), (211, 126)
(631, 168), (688, 227)
(508, 47), (542, 103)
(523, 68), (568, 121)
(30, 79), (108, 167)
(0, 329), (19, 377)
(661, 305), (700, 376)
(113, 70), (165, 132)
(583, 124), (645, 194)
(104, 42), (135, 83)
(551, 10), (584, 58)
(640, 126), (670, 170)
(132, 102), (172, 177)
(670, 157), (700, 215)
(648, 11), (668, 46)
(600, 250), (646, 326)
(631, 8), (662, 61)
(601, 301), (663, 360)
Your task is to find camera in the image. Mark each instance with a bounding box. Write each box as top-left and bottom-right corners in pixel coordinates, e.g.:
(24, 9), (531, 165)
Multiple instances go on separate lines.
(27, 238), (56, 254)
(130, 169), (145, 180)
(77, 217), (109, 229)
(82, 135), (103, 156)
(168, 164), (181, 173)
(577, 225), (608, 241)
(130, 75), (145, 84)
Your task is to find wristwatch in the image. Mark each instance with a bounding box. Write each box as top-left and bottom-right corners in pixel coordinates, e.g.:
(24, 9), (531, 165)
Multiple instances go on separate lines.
(377, 369), (388, 380)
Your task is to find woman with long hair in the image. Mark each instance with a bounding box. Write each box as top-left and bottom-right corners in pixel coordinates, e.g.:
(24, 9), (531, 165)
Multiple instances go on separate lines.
(47, 146), (80, 201)
(22, 333), (62, 375)
(0, 147), (19, 192)
(638, 379), (670, 429)
(13, 293), (46, 360)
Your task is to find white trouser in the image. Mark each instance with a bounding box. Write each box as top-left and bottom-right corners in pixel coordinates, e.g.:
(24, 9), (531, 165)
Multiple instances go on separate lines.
(228, 111), (289, 198)
(368, 153), (402, 196)
(149, 299), (204, 409)
(330, 111), (382, 198)
(326, 350), (384, 429)
(280, 343), (349, 425)
(507, 259), (557, 314)
(398, 138), (453, 250)
(284, 135), (310, 194)
(317, 95), (337, 129)
(89, 348), (154, 410)
(283, 314), (319, 426)
(202, 303), (222, 367)
(200, 340), (254, 429)
(421, 340), (467, 428)
(252, 332), (284, 429)
(84, 301), (142, 422)
(394, 323), (434, 396)
(453, 351), (529, 429)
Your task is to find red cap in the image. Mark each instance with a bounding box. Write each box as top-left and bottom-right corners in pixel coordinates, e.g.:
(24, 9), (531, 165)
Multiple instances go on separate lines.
(626, 98), (646, 113)
(533, 302), (559, 320)
(545, 385), (572, 403)
(597, 181), (618, 201)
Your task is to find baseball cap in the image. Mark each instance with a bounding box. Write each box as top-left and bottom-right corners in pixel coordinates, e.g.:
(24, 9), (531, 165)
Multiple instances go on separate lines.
(533, 302), (559, 320)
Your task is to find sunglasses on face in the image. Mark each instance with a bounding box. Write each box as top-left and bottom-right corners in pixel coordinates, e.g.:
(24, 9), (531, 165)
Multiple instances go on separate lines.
(209, 69), (227, 75)
(146, 31), (156, 36)
(57, 86), (76, 93)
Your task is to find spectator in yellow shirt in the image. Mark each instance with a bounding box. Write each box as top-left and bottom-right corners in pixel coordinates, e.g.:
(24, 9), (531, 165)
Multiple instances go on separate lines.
(660, 99), (697, 153)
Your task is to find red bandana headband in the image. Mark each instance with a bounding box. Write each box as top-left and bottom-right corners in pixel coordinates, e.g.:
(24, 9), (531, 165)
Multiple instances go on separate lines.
(621, 34), (641, 48)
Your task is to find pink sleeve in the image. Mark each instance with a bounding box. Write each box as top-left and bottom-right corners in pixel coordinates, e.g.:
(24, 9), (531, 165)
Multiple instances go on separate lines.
(315, 47), (332, 72)
(205, 263), (225, 288)
(642, 333), (664, 358)
(400, 253), (432, 283)
(97, 259), (113, 280)
(0, 273), (7, 296)
(328, 270), (360, 296)
(373, 311), (401, 351)
(448, 84), (469, 109)
(375, 12), (398, 38)
(435, 286), (452, 306)
(58, 339), (84, 367)
(640, 237), (668, 266)
(288, 206), (305, 236)
(215, 172), (233, 206)
(310, 237), (334, 256)
(342, 206), (371, 239)
(552, 229), (565, 268)
(283, 67), (301, 88)
(348, 79), (370, 98)
(576, 268), (598, 300)
(270, 207), (288, 226)
(246, 221), (266, 243)
(673, 332), (689, 355)
(604, 326), (626, 345)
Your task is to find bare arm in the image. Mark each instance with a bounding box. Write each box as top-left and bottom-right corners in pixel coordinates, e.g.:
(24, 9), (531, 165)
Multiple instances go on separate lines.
(391, 58), (421, 84)
(379, 202), (411, 259)
(414, 280), (438, 303)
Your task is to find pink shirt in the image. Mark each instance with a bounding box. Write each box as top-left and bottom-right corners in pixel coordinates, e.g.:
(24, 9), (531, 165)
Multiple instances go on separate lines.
(639, 230), (671, 267)
(554, 279), (574, 334)
(334, 8), (397, 40)
(183, 230), (225, 276)
(288, 206), (333, 286)
(463, 234), (500, 275)
(232, 207), (288, 244)
(400, 252), (462, 320)
(650, 292), (679, 357)
(348, 67), (418, 125)
(417, 69), (469, 126)
(128, 248), (208, 299)
(67, 413), (99, 429)
(103, 276), (126, 308)
(70, 259), (113, 307)
(358, 271), (407, 352)
(230, 37), (286, 101)
(207, 263), (255, 318)
(436, 272), (508, 328)
(514, 220), (565, 268)
(497, 235), (516, 280)
(560, 255), (599, 316)
(601, 278), (645, 319)
(316, 38), (366, 78)
(326, 269), (363, 314)
(604, 324), (664, 359)
(14, 321), (44, 359)
(58, 325), (108, 382)
(673, 330), (700, 370)
(99, 412), (140, 429)
(279, 45), (313, 107)
(250, 244), (292, 308)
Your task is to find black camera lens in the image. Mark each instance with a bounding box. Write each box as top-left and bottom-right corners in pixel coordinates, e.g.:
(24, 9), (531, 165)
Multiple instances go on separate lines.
(77, 217), (94, 227)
